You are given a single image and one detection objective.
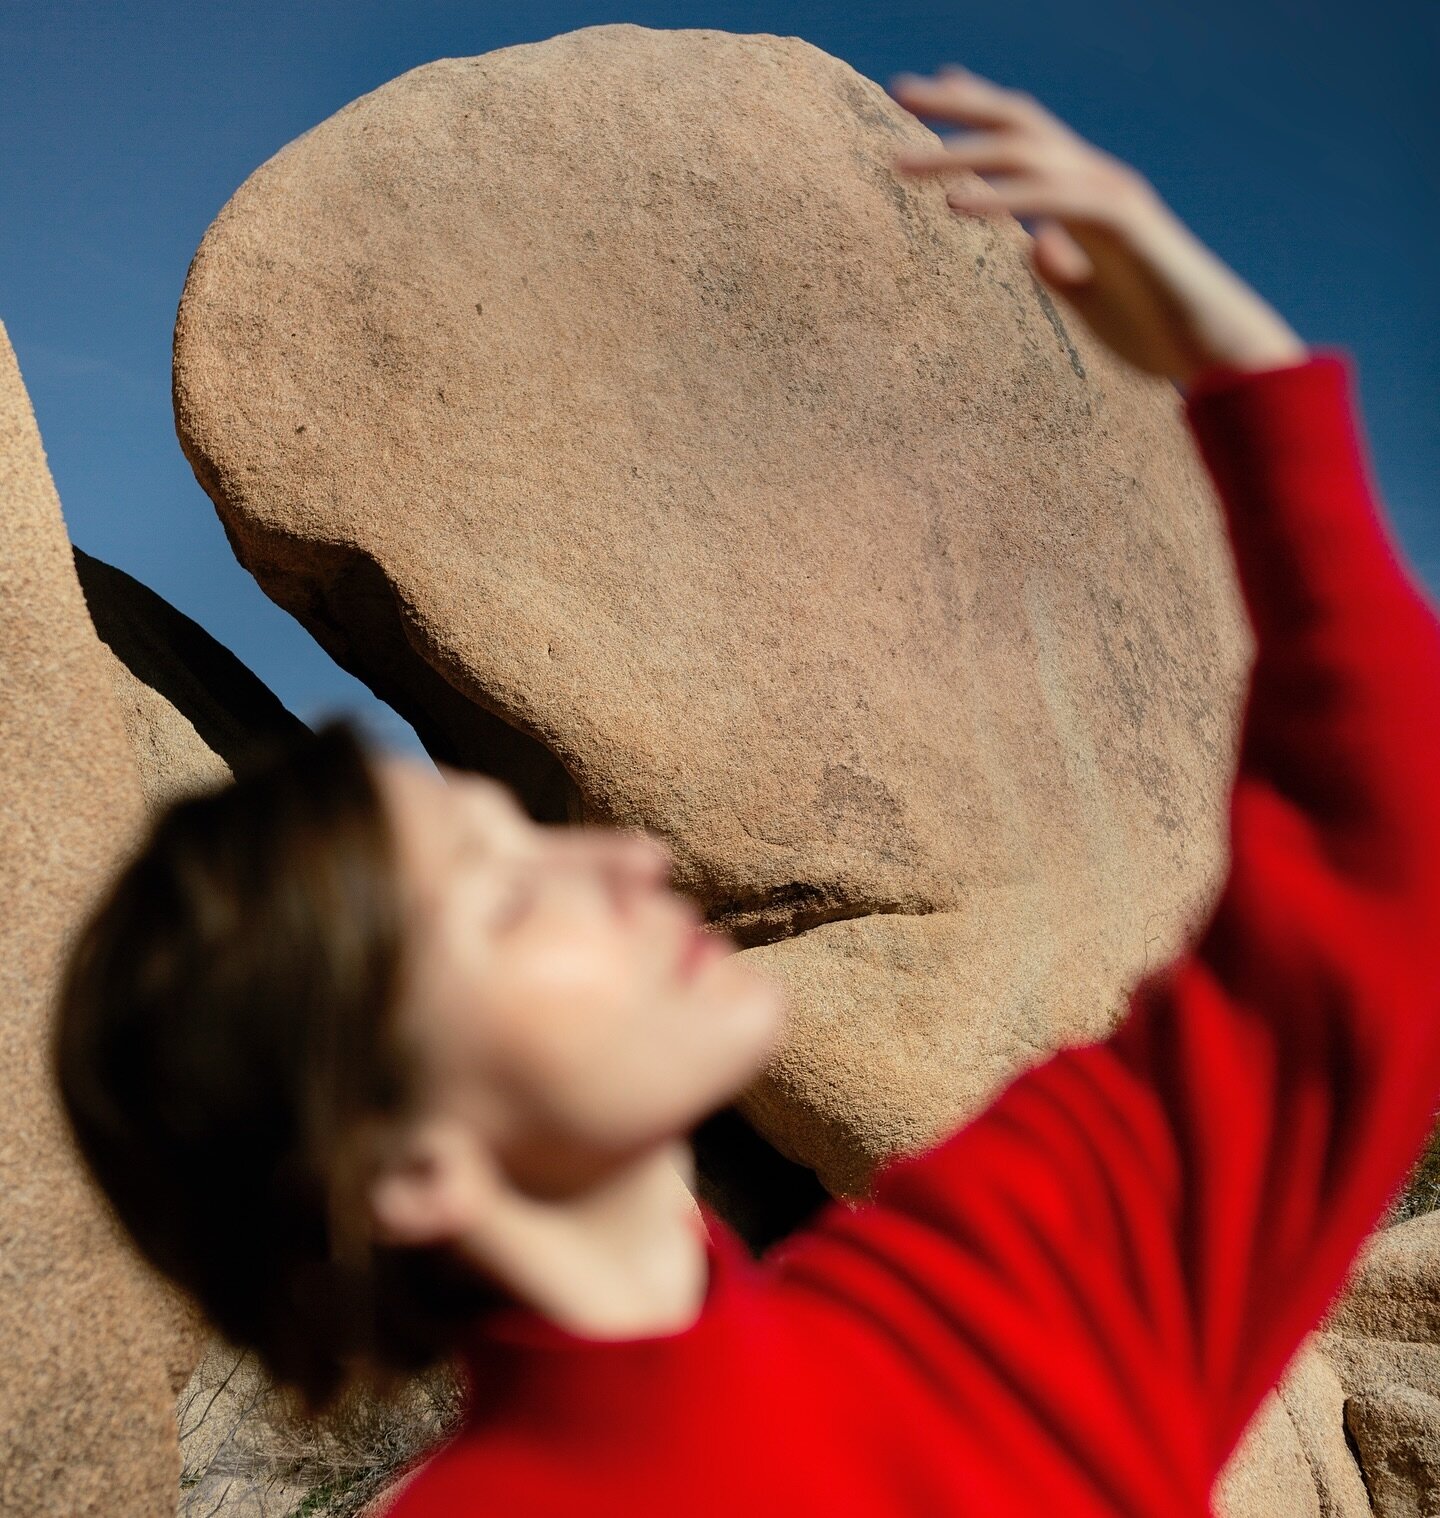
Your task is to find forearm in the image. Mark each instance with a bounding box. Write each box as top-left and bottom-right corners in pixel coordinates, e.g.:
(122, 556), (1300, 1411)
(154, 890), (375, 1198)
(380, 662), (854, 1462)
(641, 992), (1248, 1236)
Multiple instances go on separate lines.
(1186, 347), (1436, 654)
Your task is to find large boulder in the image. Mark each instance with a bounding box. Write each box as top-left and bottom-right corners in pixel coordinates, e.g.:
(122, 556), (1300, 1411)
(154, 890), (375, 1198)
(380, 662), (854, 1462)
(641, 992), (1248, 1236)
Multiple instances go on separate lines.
(0, 324), (183, 1510)
(172, 23), (1252, 1190)
(1, 318), (330, 1513)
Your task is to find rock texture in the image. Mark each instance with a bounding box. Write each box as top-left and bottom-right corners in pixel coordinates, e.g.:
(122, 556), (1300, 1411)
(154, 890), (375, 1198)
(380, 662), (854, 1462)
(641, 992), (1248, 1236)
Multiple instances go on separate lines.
(1212, 1338), (1372, 1518)
(1322, 1207), (1440, 1346)
(2, 318), (326, 1512)
(1305, 1211), (1440, 1513)
(70, 543), (339, 1513)
(1346, 1385), (1440, 1516)
(1207, 1192), (1440, 1516)
(172, 23), (1255, 1192)
(1275, 1342), (1376, 1517)
(0, 324), (184, 1510)
(1214, 1376), (1323, 1518)
(736, 875), (1216, 1194)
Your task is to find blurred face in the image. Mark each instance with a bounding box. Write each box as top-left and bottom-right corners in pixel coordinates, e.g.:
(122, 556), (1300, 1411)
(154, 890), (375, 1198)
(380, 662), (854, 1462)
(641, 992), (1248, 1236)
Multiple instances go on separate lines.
(371, 756), (787, 1200)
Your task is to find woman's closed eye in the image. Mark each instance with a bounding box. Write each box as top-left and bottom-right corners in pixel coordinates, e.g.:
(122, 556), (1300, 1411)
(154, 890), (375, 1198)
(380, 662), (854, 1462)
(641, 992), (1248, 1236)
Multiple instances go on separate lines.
(490, 871), (538, 931)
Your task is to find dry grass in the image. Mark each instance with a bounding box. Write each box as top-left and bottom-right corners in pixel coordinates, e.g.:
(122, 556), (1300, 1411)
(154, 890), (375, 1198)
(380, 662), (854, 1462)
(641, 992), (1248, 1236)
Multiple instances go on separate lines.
(1384, 1106), (1440, 1229)
(176, 1336), (466, 1518)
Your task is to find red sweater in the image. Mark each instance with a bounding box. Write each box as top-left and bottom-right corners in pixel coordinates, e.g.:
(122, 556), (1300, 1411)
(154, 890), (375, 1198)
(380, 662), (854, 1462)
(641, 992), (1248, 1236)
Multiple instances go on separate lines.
(384, 350), (1440, 1517)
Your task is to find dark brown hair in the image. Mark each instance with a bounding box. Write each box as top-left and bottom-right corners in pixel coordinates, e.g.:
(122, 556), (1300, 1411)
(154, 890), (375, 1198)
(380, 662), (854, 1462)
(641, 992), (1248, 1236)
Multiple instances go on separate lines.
(51, 715), (504, 1417)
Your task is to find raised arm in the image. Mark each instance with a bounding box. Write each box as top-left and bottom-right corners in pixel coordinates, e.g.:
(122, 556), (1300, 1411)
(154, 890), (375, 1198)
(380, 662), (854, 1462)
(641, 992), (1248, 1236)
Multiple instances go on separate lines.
(754, 70), (1440, 1514)
(1102, 348), (1440, 1474)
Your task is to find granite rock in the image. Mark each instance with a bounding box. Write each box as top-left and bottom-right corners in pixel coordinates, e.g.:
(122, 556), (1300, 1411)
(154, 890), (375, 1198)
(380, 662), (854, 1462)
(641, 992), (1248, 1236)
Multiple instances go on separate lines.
(172, 25), (1254, 1184)
(0, 323), (184, 1511)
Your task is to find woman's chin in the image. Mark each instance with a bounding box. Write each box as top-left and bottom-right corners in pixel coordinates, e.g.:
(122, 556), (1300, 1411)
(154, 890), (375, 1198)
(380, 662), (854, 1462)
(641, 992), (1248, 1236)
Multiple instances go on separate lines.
(710, 959), (788, 1048)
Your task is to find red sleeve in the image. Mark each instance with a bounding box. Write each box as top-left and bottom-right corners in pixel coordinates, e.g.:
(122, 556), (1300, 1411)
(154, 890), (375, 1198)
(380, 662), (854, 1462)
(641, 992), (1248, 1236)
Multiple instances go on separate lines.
(763, 349), (1440, 1510)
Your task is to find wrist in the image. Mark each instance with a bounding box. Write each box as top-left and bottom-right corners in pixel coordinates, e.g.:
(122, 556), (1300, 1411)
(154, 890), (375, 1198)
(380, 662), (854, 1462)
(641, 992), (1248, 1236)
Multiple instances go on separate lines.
(1176, 333), (1311, 395)
(1133, 204), (1310, 392)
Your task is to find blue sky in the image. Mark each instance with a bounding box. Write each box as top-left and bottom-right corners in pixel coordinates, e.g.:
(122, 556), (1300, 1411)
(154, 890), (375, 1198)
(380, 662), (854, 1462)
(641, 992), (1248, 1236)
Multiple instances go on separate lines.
(3, 1), (1435, 760)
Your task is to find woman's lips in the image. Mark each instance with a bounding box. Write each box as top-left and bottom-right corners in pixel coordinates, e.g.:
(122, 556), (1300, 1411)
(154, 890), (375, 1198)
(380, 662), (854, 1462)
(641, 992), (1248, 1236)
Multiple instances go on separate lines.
(677, 924), (729, 981)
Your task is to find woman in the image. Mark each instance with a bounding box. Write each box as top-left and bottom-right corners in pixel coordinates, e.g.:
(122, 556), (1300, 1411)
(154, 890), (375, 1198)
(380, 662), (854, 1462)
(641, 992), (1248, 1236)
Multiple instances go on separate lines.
(54, 64), (1440, 1516)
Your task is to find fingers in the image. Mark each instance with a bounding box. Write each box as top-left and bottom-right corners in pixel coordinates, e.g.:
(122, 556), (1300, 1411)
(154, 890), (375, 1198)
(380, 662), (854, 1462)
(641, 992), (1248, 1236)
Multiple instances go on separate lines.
(943, 176), (1122, 222)
(887, 66), (1056, 206)
(1030, 217), (1097, 287)
(904, 131), (1048, 178)
(940, 173), (1033, 211)
(887, 66), (1058, 135)
(901, 147), (1145, 229)
(886, 64), (1146, 228)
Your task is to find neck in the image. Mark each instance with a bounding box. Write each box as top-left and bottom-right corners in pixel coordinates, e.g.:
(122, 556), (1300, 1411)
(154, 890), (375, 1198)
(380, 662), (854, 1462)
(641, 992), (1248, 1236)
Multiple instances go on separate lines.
(459, 1136), (709, 1339)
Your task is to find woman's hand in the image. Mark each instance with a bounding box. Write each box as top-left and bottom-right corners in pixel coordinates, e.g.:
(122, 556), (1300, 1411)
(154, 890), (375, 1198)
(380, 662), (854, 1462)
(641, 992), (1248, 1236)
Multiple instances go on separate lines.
(886, 65), (1308, 390)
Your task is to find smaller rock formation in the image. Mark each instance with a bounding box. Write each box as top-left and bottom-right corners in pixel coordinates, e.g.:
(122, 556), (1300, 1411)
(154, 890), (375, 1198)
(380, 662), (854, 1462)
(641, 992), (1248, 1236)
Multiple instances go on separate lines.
(0, 321), (184, 1512)
(72, 545), (310, 812)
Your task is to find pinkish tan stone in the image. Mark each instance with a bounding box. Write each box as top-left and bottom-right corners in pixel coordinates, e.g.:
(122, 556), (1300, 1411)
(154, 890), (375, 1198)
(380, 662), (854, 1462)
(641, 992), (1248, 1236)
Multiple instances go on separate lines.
(0, 322), (184, 1509)
(1320, 1330), (1440, 1410)
(172, 24), (1252, 1185)
(68, 554), (415, 1508)
(2, 326), (312, 1513)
